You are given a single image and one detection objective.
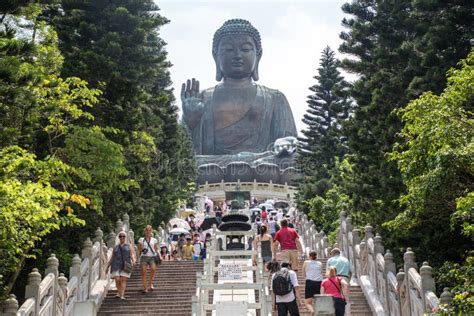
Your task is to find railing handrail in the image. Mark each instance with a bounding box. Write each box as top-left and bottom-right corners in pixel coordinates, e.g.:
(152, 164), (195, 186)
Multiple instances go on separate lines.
(295, 209), (452, 316)
(2, 214), (133, 316)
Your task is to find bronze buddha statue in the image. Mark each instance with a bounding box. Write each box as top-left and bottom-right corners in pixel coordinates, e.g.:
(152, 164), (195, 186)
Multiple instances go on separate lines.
(181, 19), (299, 183)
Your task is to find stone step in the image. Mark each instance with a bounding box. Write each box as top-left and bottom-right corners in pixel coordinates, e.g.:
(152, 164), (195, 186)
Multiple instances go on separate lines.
(98, 260), (203, 316)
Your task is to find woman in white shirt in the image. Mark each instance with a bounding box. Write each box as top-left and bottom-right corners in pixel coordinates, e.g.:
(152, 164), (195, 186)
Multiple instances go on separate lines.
(302, 251), (323, 314)
(137, 225), (159, 293)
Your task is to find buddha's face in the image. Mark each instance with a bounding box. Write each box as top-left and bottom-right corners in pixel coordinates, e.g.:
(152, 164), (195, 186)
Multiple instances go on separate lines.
(216, 35), (257, 80)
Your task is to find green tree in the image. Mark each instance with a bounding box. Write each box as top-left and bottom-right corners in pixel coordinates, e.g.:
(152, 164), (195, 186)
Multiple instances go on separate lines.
(338, 0), (473, 230)
(55, 0), (196, 228)
(0, 2), (131, 298)
(388, 51), (473, 265)
(297, 46), (351, 228)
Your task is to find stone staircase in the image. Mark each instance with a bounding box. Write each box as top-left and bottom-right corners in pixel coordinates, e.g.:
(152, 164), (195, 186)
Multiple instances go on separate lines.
(294, 259), (372, 316)
(98, 258), (372, 315)
(98, 260), (203, 315)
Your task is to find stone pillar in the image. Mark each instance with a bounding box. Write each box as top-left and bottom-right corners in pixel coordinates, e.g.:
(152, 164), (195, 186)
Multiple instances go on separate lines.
(129, 229), (135, 242)
(439, 288), (454, 306)
(25, 268), (42, 314)
(339, 211), (347, 250)
(359, 240), (367, 275)
(115, 219), (123, 234)
(373, 234), (384, 255)
(58, 273), (68, 314)
(82, 238), (93, 298)
(396, 269), (406, 315)
(94, 227), (103, 244)
(3, 294), (19, 315)
(352, 228), (361, 278)
(45, 254), (59, 316)
(94, 228), (104, 279)
(122, 213), (130, 232)
(313, 295), (335, 315)
(384, 250), (396, 275)
(403, 248), (417, 273)
(107, 231), (116, 248)
(384, 250), (396, 312)
(69, 254), (82, 299)
(46, 253), (59, 277)
(420, 262), (436, 313)
(322, 236), (329, 258)
(364, 224), (374, 241)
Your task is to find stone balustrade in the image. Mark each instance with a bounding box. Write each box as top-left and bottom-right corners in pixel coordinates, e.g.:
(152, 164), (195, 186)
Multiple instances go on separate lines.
(296, 210), (453, 315)
(197, 180), (297, 202)
(1, 214), (134, 316)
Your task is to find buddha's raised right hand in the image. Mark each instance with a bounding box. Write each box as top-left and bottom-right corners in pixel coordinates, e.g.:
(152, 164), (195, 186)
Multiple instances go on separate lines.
(181, 78), (204, 129)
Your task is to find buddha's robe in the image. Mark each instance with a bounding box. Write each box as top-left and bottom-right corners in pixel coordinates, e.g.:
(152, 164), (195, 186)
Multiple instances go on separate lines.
(188, 84), (297, 155)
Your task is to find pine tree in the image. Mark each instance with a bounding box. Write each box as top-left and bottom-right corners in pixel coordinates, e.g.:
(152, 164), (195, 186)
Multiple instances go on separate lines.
(338, 0), (473, 229)
(297, 46), (352, 217)
(54, 0), (196, 227)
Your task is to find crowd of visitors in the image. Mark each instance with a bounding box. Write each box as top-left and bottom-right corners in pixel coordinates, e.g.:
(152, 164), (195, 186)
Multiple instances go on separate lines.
(106, 197), (352, 316)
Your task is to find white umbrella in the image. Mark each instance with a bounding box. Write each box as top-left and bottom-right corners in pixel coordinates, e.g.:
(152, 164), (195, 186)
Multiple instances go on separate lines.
(168, 218), (191, 230)
(169, 227), (189, 235)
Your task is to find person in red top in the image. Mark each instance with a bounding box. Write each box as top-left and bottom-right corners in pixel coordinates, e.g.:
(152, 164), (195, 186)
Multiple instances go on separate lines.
(273, 218), (302, 271)
(321, 266), (348, 316)
(261, 206), (268, 223)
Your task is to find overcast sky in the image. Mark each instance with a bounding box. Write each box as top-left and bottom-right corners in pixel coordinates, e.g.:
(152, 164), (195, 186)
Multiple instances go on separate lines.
(156, 0), (351, 133)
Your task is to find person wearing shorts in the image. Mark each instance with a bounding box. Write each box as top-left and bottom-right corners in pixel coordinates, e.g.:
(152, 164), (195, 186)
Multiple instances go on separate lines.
(302, 251), (323, 313)
(137, 225), (159, 293)
(273, 218), (302, 271)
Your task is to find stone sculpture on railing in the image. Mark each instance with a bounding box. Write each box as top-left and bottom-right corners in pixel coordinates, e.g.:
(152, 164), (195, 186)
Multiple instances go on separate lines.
(295, 209), (454, 315)
(1, 214), (133, 316)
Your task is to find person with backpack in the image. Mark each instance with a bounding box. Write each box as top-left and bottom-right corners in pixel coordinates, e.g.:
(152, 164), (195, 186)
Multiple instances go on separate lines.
(321, 266), (348, 316)
(271, 262), (302, 316)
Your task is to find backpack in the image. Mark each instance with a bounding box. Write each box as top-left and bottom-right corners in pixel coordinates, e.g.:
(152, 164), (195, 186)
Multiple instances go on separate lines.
(272, 269), (294, 295)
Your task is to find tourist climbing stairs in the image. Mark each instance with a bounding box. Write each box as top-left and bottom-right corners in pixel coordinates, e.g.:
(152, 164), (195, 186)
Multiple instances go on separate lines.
(98, 260), (203, 315)
(294, 258), (372, 316)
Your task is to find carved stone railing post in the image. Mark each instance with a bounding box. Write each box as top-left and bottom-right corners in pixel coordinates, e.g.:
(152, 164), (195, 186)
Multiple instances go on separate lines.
(46, 254), (59, 316)
(69, 254), (82, 300)
(360, 240), (367, 275)
(420, 262), (436, 311)
(403, 248), (417, 315)
(384, 250), (396, 312)
(107, 231), (116, 248)
(25, 268), (42, 314)
(373, 234), (384, 255)
(439, 288), (454, 306)
(122, 213), (130, 232)
(403, 248), (417, 273)
(338, 211), (347, 251)
(58, 273), (68, 314)
(94, 227), (105, 281)
(352, 228), (361, 277)
(322, 235), (329, 258)
(3, 294), (19, 315)
(384, 250), (396, 275)
(94, 227), (104, 244)
(364, 224), (374, 241)
(396, 269), (406, 315)
(372, 234), (384, 299)
(115, 219), (123, 234)
(82, 238), (93, 298)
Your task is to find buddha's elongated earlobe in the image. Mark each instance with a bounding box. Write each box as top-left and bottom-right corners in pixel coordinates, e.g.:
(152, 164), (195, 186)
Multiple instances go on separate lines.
(251, 56), (260, 81)
(215, 63), (223, 81)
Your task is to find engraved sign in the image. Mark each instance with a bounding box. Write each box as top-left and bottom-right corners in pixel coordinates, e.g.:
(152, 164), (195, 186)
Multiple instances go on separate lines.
(218, 263), (242, 280)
